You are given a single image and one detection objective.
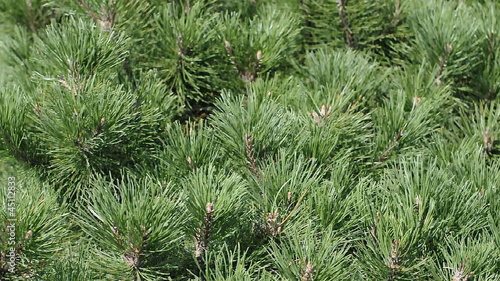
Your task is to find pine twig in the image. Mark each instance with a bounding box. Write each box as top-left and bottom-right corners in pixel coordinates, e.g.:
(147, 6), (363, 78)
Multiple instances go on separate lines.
(377, 129), (404, 163)
(444, 263), (473, 281)
(388, 239), (401, 270)
(255, 50), (262, 77)
(225, 40), (243, 75)
(245, 132), (260, 178)
(25, 0), (36, 33)
(483, 129), (494, 153)
(264, 188), (308, 237)
(436, 44), (453, 85)
(301, 261), (314, 281)
(337, 0), (356, 49)
(78, 0), (116, 30)
(280, 188), (308, 227)
(383, 0), (402, 35)
(224, 40), (260, 82)
(388, 239), (402, 280)
(98, 2), (116, 31)
(178, 34), (185, 57)
(111, 225), (147, 271)
(78, 0), (101, 23)
(194, 203), (214, 281)
(195, 202), (214, 259)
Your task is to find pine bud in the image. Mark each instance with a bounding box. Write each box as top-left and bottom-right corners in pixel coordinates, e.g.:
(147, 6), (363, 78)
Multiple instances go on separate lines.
(388, 239), (400, 270)
(301, 261), (314, 281)
(256, 50), (262, 61)
(451, 263), (473, 281)
(25, 230), (33, 241)
(206, 202), (214, 214)
(414, 195), (421, 211)
(33, 103), (41, 116)
(224, 40), (233, 56)
(412, 97), (421, 108)
(111, 226), (119, 237)
(483, 129), (494, 153)
(445, 43), (453, 54)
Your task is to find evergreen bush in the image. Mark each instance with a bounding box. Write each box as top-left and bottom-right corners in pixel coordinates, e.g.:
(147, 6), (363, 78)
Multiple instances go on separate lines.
(0, 0), (498, 280)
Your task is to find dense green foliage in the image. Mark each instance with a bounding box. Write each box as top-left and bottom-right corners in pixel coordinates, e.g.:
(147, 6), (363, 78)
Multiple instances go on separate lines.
(0, 0), (499, 280)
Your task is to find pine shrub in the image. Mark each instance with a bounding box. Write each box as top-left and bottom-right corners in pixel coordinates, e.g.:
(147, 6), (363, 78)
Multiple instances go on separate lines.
(0, 0), (498, 280)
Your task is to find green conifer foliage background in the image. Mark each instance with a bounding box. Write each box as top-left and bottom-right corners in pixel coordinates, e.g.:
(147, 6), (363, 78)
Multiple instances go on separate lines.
(0, 0), (499, 280)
